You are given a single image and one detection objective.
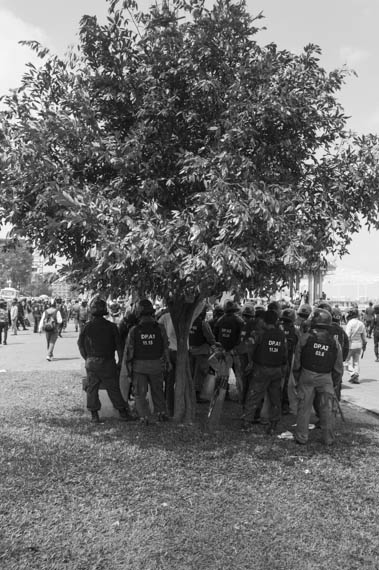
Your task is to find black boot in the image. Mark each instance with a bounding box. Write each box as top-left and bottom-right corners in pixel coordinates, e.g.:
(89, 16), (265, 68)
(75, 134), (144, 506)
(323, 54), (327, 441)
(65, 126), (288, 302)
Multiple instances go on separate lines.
(91, 411), (101, 423)
(119, 409), (132, 422)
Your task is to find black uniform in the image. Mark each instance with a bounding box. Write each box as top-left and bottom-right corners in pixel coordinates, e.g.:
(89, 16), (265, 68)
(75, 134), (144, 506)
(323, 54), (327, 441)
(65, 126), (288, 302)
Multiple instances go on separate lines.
(78, 316), (127, 414)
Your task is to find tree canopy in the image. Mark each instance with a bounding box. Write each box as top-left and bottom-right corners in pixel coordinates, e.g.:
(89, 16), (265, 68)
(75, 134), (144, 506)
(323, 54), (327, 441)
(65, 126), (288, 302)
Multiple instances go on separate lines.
(2, 0), (379, 301)
(2, 0), (379, 420)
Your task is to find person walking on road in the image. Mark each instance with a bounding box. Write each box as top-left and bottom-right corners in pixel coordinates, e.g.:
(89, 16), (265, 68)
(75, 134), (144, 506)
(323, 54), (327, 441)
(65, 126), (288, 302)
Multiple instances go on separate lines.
(364, 302), (375, 338)
(0, 299), (9, 345)
(10, 299), (19, 336)
(78, 297), (131, 424)
(38, 299), (63, 361)
(31, 299), (43, 333)
(372, 305), (379, 362)
(345, 308), (367, 384)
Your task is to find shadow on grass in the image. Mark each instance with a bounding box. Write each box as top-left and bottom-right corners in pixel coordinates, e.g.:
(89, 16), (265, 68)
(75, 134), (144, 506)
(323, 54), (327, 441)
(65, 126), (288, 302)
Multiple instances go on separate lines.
(15, 398), (377, 470)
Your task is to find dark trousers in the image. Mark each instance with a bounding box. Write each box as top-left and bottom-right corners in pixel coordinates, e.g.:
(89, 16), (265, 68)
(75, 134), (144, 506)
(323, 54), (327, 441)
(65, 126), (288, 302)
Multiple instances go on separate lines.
(0, 323), (8, 344)
(245, 365), (282, 423)
(374, 331), (379, 358)
(133, 371), (167, 418)
(85, 357), (127, 412)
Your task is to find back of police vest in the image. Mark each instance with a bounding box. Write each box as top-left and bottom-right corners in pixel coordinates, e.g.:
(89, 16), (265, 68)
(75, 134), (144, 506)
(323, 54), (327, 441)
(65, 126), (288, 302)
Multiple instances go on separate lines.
(300, 330), (337, 373)
(134, 322), (164, 360)
(253, 328), (286, 367)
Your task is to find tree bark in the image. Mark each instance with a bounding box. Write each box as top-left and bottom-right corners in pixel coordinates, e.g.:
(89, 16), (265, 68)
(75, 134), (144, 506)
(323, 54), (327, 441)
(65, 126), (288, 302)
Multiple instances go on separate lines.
(169, 296), (201, 423)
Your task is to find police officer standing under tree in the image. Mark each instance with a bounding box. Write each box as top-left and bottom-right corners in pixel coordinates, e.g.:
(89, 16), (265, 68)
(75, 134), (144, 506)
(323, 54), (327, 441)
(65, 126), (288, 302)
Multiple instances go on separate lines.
(120, 299), (171, 425)
(78, 297), (131, 423)
(243, 310), (287, 435)
(293, 308), (343, 446)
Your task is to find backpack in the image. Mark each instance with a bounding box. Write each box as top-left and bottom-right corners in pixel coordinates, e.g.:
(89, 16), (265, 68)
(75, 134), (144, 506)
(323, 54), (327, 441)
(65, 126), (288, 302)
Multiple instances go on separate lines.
(0, 308), (7, 325)
(44, 310), (58, 332)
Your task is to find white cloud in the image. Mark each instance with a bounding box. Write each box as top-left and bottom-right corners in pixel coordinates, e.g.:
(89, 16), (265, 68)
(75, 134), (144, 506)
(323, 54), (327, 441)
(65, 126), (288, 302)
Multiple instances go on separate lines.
(0, 9), (49, 96)
(339, 45), (371, 67)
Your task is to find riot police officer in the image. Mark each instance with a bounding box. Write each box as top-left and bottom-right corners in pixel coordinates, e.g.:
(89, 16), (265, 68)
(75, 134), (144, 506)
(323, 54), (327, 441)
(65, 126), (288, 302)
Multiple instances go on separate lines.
(120, 299), (171, 424)
(243, 310), (287, 434)
(78, 297), (130, 423)
(293, 308), (343, 446)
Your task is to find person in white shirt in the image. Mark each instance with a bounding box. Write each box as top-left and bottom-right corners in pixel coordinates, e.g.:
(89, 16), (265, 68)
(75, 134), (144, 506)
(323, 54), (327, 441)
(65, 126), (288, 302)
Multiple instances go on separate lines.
(345, 308), (367, 384)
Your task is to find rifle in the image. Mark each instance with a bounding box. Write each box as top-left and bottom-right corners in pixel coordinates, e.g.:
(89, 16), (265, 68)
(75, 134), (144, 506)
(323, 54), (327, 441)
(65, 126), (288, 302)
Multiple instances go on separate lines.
(361, 343), (367, 359)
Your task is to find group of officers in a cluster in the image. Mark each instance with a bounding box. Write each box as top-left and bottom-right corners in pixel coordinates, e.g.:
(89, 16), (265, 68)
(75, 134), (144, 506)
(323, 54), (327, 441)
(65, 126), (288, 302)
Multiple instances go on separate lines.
(77, 293), (355, 446)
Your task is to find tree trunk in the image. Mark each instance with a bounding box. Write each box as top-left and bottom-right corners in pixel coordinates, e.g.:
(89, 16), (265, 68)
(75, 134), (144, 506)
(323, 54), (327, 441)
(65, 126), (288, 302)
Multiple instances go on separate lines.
(169, 297), (201, 424)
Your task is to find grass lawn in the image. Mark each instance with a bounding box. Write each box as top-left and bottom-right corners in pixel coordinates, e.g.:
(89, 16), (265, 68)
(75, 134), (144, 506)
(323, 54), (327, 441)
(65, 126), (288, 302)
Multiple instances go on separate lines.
(1, 370), (379, 570)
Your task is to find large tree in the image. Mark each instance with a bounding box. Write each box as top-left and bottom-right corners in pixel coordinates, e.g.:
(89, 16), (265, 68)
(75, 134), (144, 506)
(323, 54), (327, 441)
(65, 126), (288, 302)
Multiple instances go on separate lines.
(1, 0), (379, 421)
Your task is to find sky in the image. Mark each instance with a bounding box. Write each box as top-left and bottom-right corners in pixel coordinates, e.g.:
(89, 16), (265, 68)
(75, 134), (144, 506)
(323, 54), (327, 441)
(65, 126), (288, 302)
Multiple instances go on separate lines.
(1, 0), (379, 299)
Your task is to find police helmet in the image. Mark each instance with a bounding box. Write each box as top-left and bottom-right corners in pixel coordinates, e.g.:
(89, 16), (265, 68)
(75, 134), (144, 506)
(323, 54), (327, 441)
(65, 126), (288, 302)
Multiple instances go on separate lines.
(138, 299), (155, 316)
(213, 304), (224, 319)
(297, 304), (312, 319)
(280, 308), (296, 323)
(317, 301), (333, 314)
(264, 310), (279, 325)
(242, 304), (255, 317)
(267, 301), (281, 315)
(311, 308), (332, 328)
(223, 300), (239, 313)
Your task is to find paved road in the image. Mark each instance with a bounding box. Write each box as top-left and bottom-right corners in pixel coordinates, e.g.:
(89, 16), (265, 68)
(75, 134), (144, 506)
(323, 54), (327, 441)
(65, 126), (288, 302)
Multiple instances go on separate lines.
(0, 322), (82, 373)
(341, 334), (379, 415)
(1, 320), (378, 416)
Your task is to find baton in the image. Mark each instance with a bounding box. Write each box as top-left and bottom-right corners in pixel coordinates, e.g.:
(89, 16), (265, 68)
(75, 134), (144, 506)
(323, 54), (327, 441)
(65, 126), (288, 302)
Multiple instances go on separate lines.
(334, 392), (346, 423)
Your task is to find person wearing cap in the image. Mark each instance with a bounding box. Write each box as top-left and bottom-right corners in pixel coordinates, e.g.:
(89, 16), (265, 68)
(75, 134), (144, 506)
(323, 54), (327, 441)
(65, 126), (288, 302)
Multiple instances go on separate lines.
(78, 297), (130, 423)
(243, 310), (287, 434)
(10, 298), (19, 336)
(293, 308), (343, 445)
(0, 299), (9, 345)
(120, 299), (171, 424)
(345, 308), (366, 384)
(189, 305), (217, 403)
(372, 304), (379, 362)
